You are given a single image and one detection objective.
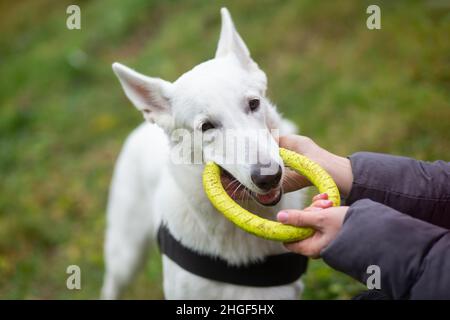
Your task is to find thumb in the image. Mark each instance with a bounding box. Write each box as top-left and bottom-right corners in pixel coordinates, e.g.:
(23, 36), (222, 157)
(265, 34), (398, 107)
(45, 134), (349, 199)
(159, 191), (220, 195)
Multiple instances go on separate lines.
(279, 135), (315, 154)
(278, 135), (300, 151)
(277, 209), (321, 228)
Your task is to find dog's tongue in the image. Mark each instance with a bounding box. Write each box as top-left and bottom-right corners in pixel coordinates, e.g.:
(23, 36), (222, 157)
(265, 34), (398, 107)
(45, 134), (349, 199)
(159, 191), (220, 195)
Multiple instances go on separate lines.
(255, 188), (281, 206)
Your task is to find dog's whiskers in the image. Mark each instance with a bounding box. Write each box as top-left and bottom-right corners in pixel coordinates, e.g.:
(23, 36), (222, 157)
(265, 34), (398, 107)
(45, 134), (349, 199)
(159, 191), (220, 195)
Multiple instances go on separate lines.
(230, 181), (244, 200)
(224, 178), (239, 190)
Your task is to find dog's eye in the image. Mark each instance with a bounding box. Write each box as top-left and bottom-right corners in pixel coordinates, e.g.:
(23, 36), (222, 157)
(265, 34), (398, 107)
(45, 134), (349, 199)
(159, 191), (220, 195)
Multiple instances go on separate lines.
(249, 98), (260, 112)
(201, 121), (215, 132)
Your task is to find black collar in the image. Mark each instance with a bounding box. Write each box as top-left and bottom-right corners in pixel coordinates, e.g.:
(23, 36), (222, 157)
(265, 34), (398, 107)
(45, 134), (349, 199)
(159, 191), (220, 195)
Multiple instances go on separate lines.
(157, 224), (308, 287)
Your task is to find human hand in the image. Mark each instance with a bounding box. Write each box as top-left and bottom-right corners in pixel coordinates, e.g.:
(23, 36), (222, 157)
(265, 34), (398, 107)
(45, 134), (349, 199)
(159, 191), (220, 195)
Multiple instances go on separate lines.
(279, 135), (353, 197)
(277, 193), (349, 258)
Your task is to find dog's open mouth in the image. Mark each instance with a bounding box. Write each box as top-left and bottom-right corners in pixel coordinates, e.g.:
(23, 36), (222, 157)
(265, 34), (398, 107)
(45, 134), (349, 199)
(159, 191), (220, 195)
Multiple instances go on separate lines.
(220, 168), (282, 206)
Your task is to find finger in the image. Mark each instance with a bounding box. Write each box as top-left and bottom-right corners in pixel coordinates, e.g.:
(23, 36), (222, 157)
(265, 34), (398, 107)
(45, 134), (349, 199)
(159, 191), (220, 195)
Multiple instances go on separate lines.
(311, 199), (333, 209)
(304, 206), (323, 212)
(284, 240), (320, 258)
(277, 209), (322, 228)
(312, 193), (328, 202)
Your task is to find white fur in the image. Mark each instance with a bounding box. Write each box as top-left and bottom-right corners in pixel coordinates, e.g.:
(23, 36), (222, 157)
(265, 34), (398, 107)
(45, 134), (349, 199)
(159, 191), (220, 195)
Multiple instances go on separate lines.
(101, 8), (307, 300)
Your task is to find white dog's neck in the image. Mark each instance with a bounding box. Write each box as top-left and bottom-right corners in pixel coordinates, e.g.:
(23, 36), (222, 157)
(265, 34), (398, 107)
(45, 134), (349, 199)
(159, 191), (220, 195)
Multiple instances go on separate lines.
(160, 161), (286, 266)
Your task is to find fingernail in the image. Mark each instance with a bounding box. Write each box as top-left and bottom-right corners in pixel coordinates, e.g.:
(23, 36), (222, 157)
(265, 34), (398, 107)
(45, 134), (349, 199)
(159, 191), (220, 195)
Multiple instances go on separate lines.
(277, 211), (288, 223)
(323, 200), (333, 206)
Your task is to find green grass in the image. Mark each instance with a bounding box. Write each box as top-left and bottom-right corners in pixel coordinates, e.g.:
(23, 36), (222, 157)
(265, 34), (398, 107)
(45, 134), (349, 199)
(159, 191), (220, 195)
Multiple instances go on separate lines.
(0, 0), (448, 299)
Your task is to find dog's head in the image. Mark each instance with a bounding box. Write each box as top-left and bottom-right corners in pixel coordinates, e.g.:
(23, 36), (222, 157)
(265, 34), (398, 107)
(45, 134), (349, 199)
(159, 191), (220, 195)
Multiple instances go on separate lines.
(113, 8), (285, 206)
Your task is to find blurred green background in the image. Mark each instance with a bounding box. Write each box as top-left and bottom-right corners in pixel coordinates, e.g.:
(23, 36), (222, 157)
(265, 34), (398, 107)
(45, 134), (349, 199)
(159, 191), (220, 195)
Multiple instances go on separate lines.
(0, 0), (448, 299)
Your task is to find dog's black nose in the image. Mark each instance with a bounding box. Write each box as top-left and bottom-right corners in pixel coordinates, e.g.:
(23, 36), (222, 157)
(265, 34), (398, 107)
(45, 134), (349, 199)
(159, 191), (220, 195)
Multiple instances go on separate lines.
(250, 164), (282, 191)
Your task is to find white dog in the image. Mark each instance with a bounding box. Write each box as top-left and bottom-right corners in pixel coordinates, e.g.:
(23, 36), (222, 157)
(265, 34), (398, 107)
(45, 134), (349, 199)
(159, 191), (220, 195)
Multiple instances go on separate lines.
(101, 8), (307, 300)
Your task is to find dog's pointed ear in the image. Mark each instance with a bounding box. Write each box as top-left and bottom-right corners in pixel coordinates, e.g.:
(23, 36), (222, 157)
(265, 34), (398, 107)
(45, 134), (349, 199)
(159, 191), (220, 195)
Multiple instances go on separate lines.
(112, 62), (173, 120)
(215, 8), (256, 70)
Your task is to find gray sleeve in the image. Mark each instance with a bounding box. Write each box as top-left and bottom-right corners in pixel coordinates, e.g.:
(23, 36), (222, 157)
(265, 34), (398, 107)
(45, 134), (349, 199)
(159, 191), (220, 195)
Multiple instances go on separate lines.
(346, 152), (450, 228)
(321, 199), (450, 299)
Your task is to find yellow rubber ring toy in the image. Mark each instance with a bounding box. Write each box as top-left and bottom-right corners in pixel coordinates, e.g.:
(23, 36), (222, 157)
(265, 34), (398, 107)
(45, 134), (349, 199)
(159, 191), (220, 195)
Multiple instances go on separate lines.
(202, 148), (340, 242)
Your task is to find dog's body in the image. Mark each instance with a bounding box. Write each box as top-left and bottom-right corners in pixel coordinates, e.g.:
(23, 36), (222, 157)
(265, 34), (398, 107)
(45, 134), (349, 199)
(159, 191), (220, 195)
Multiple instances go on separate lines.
(101, 8), (307, 300)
